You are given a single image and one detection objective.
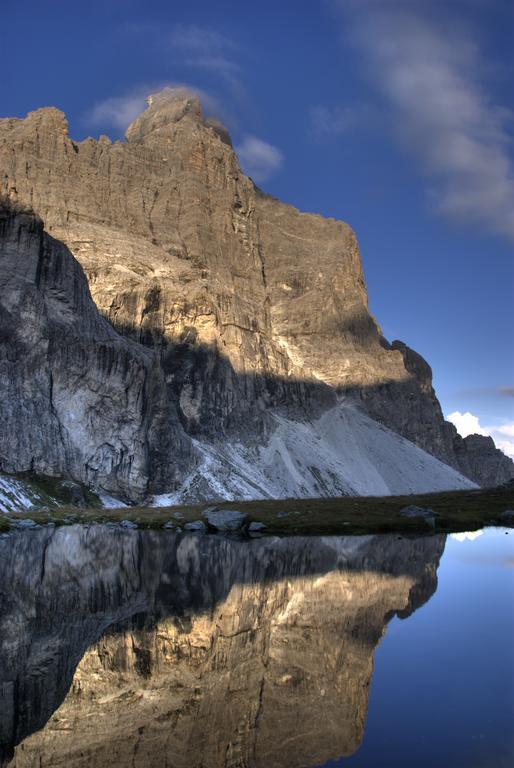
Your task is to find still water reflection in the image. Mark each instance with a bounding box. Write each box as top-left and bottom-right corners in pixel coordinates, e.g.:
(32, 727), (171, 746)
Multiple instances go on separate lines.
(0, 527), (511, 767)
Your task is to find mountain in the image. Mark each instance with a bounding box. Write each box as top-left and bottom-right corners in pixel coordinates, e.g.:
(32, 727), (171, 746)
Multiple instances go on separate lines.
(0, 88), (511, 503)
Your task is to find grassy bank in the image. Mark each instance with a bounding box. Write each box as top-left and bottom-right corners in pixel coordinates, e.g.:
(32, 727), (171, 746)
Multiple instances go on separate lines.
(2, 486), (513, 536)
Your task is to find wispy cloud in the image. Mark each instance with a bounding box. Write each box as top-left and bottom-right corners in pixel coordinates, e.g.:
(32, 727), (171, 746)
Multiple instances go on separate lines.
(447, 410), (514, 458)
(170, 25), (237, 54)
(309, 103), (373, 138)
(499, 386), (514, 397)
(170, 24), (243, 94)
(337, 0), (514, 242)
(88, 87), (149, 131)
(236, 136), (284, 183)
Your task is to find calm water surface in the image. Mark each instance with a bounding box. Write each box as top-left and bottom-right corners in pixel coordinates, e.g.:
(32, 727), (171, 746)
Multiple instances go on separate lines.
(336, 528), (514, 768)
(0, 526), (512, 767)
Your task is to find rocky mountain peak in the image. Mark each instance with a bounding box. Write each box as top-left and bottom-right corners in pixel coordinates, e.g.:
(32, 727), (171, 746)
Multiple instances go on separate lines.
(25, 106), (69, 135)
(125, 86), (206, 142)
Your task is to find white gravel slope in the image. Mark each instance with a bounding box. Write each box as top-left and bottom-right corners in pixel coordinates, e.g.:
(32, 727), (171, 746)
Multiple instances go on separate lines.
(153, 404), (476, 504)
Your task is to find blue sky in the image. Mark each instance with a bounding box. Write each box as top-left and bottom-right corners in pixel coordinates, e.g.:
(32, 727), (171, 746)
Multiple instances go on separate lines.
(2, 0), (513, 454)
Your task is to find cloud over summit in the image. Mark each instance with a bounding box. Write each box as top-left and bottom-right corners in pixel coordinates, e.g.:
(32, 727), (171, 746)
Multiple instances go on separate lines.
(87, 83), (222, 134)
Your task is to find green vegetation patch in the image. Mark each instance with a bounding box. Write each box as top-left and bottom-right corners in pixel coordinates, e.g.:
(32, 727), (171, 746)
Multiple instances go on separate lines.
(0, 471), (102, 515)
(18, 473), (102, 508)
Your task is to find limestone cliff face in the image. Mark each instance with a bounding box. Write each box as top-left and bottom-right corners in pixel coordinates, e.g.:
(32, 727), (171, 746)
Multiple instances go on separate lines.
(0, 92), (453, 447)
(0, 527), (444, 767)
(0, 203), (192, 501)
(0, 88), (511, 492)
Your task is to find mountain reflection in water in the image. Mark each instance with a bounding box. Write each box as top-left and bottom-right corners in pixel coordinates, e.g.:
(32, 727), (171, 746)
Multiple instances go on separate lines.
(0, 527), (444, 767)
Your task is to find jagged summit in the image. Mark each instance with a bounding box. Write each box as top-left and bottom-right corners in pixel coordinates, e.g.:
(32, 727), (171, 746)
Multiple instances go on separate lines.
(125, 86), (232, 146)
(147, 86), (202, 112)
(2, 105), (69, 137)
(125, 87), (203, 141)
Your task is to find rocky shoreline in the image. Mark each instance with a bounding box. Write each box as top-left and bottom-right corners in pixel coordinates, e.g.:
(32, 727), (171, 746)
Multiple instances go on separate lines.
(2, 486), (513, 537)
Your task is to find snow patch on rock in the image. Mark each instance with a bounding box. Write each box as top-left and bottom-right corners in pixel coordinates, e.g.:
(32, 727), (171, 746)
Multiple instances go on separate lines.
(0, 475), (45, 513)
(98, 492), (128, 509)
(0, 473), (126, 513)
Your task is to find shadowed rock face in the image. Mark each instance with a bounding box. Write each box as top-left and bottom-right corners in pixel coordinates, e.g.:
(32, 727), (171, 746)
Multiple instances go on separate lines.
(453, 433), (514, 488)
(0, 205), (193, 501)
(0, 527), (444, 767)
(0, 88), (511, 494)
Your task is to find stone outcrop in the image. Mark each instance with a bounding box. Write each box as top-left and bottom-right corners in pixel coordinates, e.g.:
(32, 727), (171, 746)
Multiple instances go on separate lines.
(453, 433), (514, 488)
(0, 526), (444, 767)
(0, 88), (511, 496)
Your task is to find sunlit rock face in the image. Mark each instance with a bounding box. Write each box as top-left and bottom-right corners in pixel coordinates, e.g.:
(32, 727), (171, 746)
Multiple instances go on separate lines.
(1, 88), (508, 492)
(0, 527), (444, 767)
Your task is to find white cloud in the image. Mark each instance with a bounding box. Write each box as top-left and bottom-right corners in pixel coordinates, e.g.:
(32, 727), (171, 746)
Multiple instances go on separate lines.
(447, 411), (487, 438)
(450, 530), (484, 542)
(447, 411), (514, 458)
(493, 423), (514, 459)
(236, 136), (284, 183)
(338, 1), (514, 242)
(495, 439), (514, 459)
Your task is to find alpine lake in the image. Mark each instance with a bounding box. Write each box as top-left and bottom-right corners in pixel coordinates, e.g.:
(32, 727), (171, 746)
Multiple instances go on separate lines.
(1, 486), (513, 767)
